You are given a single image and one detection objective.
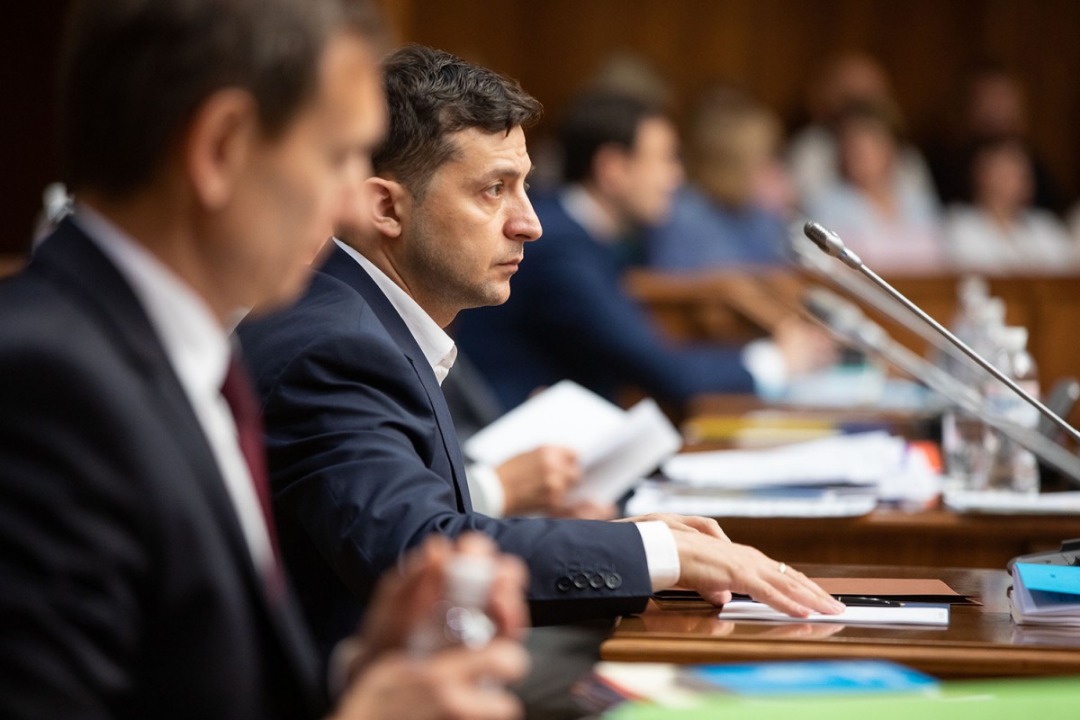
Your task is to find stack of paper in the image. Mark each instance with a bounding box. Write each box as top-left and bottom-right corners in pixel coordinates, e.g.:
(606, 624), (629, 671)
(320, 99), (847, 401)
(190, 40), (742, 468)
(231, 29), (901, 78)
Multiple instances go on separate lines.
(624, 431), (941, 518)
(660, 431), (905, 490)
(1010, 562), (1080, 627)
(946, 490), (1080, 515)
(463, 380), (681, 505)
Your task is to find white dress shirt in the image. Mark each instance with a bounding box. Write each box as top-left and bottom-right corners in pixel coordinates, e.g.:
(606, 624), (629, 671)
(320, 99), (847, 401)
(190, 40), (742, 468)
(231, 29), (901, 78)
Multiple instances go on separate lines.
(335, 238), (680, 591)
(74, 204), (277, 581)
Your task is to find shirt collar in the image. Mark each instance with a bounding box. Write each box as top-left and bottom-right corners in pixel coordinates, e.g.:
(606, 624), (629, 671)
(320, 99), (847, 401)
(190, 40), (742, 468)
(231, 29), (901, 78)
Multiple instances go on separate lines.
(72, 202), (232, 399)
(559, 184), (622, 244)
(333, 238), (457, 384)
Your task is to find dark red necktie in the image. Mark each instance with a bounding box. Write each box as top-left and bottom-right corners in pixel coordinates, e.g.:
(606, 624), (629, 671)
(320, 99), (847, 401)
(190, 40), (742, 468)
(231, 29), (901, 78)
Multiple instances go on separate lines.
(220, 353), (284, 597)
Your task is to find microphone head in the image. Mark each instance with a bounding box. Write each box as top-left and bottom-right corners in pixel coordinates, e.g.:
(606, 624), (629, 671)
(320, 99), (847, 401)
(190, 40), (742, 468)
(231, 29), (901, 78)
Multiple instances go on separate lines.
(803, 221), (864, 268)
(803, 221), (844, 257)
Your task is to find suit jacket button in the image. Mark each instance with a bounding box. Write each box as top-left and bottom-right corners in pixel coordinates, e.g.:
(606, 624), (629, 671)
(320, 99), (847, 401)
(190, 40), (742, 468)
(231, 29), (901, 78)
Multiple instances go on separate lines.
(572, 572), (589, 589)
(556, 576), (573, 592)
(605, 572), (622, 590)
(589, 572), (605, 589)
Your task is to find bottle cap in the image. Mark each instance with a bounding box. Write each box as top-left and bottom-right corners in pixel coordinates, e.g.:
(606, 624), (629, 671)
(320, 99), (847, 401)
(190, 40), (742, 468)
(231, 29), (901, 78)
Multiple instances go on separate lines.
(445, 552), (496, 608)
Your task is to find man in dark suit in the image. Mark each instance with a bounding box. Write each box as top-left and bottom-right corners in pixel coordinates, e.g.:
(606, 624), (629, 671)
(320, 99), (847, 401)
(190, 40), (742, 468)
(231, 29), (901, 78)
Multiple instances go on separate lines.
(240, 45), (843, 659)
(455, 92), (836, 414)
(0, 3), (527, 719)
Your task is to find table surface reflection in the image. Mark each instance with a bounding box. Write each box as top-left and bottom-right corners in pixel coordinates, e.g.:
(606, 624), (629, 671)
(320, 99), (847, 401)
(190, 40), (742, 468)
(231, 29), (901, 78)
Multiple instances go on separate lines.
(602, 564), (1080, 678)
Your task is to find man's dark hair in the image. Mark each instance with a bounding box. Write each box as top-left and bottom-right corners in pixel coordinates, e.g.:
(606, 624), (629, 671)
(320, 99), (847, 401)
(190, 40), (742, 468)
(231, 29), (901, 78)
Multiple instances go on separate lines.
(559, 92), (665, 184)
(59, 0), (384, 197)
(373, 45), (542, 197)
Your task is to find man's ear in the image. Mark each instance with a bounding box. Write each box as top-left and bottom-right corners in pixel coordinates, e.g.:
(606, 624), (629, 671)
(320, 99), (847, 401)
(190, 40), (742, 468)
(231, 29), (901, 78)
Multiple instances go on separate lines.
(183, 88), (259, 209)
(365, 177), (408, 239)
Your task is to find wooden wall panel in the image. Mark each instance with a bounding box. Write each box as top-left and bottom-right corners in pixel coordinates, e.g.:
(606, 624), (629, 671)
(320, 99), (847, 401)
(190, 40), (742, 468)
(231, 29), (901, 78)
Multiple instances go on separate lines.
(5, 1), (1080, 262)
(391, 0), (1080, 204)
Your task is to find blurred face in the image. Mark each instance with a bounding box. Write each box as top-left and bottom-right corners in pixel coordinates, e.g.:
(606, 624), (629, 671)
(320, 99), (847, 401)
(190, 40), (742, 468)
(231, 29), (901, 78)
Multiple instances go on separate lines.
(397, 125), (542, 326)
(614, 117), (684, 226)
(975, 145), (1033, 212)
(228, 33), (386, 312)
(839, 119), (895, 189)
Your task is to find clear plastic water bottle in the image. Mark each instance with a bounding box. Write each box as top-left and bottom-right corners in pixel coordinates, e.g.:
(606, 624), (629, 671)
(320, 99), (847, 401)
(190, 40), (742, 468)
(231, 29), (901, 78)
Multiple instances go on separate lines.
(984, 326), (1040, 494)
(408, 552), (497, 657)
(941, 293), (1005, 491)
(943, 276), (990, 381)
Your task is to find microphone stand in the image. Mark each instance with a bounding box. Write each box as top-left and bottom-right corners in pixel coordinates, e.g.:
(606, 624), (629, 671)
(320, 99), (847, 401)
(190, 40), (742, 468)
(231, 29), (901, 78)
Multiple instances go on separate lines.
(803, 221), (1080, 450)
(790, 226), (976, 376)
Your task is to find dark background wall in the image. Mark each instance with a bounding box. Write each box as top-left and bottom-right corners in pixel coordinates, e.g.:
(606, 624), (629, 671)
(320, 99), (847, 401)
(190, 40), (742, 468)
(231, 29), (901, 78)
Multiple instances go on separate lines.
(5, 0), (1078, 263)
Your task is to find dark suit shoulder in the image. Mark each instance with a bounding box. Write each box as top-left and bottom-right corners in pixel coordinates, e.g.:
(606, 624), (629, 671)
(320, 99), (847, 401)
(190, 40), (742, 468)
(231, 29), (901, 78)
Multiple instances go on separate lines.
(239, 270), (412, 400)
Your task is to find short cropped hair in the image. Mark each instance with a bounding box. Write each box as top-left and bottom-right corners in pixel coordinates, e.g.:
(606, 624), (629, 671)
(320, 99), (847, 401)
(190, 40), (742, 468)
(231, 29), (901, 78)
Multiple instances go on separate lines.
(559, 92), (665, 184)
(373, 45), (542, 197)
(59, 0), (383, 197)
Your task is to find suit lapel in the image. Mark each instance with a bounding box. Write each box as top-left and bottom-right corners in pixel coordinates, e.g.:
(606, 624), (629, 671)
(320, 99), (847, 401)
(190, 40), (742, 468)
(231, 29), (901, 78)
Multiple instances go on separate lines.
(318, 244), (471, 510)
(31, 220), (323, 704)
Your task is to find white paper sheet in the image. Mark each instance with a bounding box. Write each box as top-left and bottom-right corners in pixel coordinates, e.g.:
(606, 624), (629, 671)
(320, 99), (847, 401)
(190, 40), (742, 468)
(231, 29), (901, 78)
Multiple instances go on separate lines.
(719, 600), (949, 626)
(463, 380), (681, 505)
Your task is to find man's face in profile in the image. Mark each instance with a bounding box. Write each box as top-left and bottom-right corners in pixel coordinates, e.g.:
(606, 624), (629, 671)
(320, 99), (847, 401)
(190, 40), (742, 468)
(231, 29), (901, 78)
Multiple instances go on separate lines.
(395, 124), (543, 325)
(230, 32), (387, 312)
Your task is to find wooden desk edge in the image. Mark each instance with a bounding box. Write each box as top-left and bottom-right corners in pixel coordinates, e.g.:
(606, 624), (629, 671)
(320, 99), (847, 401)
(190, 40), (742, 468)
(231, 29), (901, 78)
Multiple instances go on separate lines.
(600, 635), (1080, 678)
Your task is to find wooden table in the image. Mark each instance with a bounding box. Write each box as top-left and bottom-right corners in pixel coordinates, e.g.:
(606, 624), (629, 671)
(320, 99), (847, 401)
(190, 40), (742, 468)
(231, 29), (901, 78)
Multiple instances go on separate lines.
(714, 509), (1080, 569)
(602, 564), (1080, 678)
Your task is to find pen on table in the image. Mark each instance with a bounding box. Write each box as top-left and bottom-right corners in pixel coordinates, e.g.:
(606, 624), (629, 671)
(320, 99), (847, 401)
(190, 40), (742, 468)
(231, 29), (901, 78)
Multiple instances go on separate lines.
(834, 595), (904, 607)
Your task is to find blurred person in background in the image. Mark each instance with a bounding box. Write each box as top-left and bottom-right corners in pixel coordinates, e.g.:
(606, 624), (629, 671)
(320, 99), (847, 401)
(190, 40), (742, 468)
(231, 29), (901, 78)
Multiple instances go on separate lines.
(788, 52), (937, 210)
(646, 87), (793, 270)
(944, 136), (1076, 274)
(928, 61), (1065, 215)
(806, 100), (945, 274)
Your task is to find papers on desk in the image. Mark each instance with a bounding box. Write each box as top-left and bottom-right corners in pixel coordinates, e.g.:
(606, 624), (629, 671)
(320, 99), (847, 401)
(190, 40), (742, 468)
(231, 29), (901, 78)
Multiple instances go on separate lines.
(624, 482), (879, 518)
(945, 490), (1080, 515)
(624, 431), (940, 517)
(1010, 563), (1080, 627)
(719, 600), (950, 626)
(661, 431), (904, 489)
(463, 380), (681, 505)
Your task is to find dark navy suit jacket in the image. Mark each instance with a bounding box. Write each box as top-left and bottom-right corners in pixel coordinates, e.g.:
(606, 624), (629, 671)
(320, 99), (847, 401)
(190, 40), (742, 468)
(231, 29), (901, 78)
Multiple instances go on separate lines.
(238, 243), (652, 658)
(0, 220), (323, 720)
(454, 191), (756, 411)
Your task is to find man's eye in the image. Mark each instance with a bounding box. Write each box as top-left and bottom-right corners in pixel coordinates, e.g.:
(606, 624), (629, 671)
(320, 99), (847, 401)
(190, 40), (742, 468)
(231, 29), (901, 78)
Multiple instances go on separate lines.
(486, 183), (504, 197)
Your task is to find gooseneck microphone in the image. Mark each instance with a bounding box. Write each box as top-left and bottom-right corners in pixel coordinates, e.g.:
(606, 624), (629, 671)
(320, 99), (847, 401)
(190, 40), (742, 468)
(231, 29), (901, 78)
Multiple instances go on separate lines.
(802, 221), (1080, 448)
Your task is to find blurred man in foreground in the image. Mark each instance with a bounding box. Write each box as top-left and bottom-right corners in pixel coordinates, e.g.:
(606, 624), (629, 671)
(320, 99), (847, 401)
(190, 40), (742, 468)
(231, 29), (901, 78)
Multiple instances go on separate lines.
(0, 2), (526, 718)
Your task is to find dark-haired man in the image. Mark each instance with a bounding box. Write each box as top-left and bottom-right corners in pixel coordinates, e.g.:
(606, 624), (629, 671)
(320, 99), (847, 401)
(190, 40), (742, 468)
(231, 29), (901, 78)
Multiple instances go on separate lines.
(240, 45), (842, 659)
(0, 3), (527, 719)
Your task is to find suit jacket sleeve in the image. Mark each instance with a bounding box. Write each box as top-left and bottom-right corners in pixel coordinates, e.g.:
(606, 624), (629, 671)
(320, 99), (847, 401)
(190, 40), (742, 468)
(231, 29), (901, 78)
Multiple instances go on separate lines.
(516, 239), (756, 406)
(257, 312), (653, 630)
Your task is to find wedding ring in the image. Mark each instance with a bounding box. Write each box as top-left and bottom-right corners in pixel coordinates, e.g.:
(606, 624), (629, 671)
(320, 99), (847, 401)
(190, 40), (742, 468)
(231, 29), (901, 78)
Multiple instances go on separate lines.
(778, 562), (788, 575)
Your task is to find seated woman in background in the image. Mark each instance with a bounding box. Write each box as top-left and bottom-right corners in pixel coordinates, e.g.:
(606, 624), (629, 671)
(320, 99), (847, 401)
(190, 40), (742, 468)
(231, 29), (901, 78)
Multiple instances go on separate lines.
(645, 88), (793, 270)
(945, 136), (1077, 274)
(806, 100), (945, 274)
